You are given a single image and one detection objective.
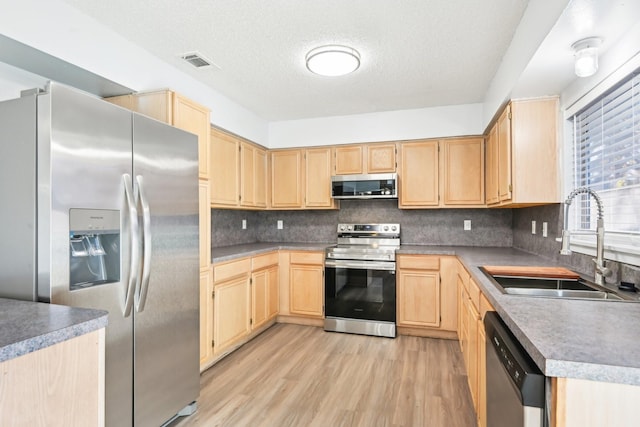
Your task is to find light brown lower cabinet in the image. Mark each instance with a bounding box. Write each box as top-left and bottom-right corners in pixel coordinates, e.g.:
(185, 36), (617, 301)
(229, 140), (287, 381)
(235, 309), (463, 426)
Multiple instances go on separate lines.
(204, 253), (279, 370)
(213, 274), (251, 355)
(396, 255), (457, 338)
(0, 329), (105, 427)
(288, 251), (324, 318)
(457, 262), (494, 427)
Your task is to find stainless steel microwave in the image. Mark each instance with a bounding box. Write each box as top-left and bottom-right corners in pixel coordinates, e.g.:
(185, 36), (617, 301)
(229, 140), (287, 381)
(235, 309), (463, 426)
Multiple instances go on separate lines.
(331, 173), (397, 199)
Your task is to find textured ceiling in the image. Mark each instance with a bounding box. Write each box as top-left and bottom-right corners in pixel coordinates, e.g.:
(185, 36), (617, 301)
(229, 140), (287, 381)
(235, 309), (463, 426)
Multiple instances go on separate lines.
(62, 0), (529, 121)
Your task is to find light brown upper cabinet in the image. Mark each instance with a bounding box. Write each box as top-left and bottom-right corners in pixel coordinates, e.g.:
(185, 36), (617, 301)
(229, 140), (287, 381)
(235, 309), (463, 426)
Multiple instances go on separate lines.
(304, 147), (335, 208)
(398, 140), (439, 208)
(240, 141), (267, 208)
(210, 128), (267, 209)
(270, 149), (304, 208)
(441, 137), (485, 206)
(333, 143), (397, 175)
(210, 129), (240, 207)
(106, 90), (210, 180)
(399, 138), (484, 209)
(486, 97), (560, 207)
(485, 125), (499, 205)
(270, 148), (337, 210)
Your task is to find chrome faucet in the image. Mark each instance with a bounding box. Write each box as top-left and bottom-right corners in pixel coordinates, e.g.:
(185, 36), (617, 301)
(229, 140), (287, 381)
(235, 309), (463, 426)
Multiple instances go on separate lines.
(559, 187), (611, 285)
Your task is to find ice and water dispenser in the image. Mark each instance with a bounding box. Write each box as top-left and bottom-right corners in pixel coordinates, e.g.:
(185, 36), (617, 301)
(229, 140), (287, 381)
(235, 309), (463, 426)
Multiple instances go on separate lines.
(69, 209), (120, 290)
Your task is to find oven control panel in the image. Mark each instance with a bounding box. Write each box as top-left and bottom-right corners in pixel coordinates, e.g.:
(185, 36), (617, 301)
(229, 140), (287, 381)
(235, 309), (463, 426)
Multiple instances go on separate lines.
(337, 223), (400, 235)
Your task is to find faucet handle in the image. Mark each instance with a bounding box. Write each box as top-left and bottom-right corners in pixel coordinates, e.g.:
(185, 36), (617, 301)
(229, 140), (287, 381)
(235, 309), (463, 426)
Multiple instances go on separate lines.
(592, 258), (612, 277)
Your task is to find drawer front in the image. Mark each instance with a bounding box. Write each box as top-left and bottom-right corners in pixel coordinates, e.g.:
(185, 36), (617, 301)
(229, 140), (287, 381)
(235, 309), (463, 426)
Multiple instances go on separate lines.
(252, 252), (279, 271)
(289, 251), (324, 265)
(397, 255), (440, 270)
(213, 257), (251, 283)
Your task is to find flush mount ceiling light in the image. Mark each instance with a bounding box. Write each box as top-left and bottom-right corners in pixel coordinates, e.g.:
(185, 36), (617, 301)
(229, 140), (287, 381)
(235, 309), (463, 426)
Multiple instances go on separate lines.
(572, 37), (602, 78)
(305, 45), (360, 77)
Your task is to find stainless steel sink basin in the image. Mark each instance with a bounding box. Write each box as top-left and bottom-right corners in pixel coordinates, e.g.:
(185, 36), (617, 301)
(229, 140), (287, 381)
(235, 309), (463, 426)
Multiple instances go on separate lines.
(479, 267), (631, 301)
(504, 288), (625, 300)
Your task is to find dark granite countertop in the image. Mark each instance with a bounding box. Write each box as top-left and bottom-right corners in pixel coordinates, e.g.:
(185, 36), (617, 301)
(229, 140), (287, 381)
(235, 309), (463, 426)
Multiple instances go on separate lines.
(0, 298), (108, 363)
(211, 242), (640, 385)
(212, 242), (333, 263)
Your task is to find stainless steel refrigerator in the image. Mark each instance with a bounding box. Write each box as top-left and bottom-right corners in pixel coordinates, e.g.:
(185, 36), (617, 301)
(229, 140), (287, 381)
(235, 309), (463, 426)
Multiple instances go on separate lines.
(0, 83), (200, 426)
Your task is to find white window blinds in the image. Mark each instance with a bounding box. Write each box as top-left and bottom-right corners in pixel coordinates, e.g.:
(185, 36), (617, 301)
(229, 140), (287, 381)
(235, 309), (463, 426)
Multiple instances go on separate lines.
(570, 70), (640, 238)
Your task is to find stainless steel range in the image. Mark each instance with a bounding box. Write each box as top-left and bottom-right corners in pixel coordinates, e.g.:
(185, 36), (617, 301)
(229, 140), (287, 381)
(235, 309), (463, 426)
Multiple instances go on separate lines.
(324, 223), (400, 338)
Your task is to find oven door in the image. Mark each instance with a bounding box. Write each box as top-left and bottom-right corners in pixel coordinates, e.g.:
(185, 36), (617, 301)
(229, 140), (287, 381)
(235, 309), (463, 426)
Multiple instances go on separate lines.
(324, 259), (396, 323)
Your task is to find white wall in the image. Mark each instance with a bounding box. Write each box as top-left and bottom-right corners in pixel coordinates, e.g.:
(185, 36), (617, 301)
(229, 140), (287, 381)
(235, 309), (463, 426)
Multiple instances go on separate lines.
(0, 0), (576, 148)
(268, 103), (484, 148)
(0, 0), (270, 145)
(482, 0), (570, 128)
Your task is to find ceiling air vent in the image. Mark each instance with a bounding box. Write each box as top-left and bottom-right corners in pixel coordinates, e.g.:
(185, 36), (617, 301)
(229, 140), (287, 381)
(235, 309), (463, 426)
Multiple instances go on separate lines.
(181, 52), (214, 68)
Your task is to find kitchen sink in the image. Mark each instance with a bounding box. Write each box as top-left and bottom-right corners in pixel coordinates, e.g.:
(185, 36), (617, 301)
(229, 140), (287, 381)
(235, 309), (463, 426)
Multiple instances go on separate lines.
(504, 288), (625, 300)
(479, 267), (631, 301)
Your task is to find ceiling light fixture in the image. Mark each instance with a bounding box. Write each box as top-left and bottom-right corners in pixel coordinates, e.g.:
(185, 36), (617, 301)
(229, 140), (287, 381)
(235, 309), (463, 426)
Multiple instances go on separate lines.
(305, 45), (360, 77)
(571, 37), (602, 78)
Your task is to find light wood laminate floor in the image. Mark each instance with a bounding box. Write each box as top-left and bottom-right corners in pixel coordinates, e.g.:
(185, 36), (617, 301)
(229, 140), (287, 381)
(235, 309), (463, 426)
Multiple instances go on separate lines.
(173, 324), (477, 427)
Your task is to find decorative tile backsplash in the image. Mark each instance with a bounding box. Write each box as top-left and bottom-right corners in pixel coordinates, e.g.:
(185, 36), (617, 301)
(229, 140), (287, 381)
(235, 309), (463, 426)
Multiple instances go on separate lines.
(512, 204), (640, 286)
(212, 199), (512, 247)
(212, 202), (640, 287)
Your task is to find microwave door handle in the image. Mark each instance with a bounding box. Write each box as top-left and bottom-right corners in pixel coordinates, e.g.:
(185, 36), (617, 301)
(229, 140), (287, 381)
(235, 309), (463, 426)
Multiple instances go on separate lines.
(122, 174), (140, 317)
(134, 175), (152, 313)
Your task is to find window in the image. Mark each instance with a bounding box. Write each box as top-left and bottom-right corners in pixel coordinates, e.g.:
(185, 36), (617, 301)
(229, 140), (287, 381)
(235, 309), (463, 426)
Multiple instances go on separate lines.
(569, 69), (640, 266)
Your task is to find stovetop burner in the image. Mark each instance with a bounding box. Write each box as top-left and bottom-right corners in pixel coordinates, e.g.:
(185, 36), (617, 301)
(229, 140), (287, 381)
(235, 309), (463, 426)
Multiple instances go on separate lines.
(326, 223), (400, 262)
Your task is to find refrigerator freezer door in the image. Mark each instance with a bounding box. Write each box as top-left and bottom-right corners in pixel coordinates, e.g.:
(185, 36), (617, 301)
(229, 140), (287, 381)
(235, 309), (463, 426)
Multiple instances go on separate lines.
(132, 114), (200, 426)
(38, 83), (135, 427)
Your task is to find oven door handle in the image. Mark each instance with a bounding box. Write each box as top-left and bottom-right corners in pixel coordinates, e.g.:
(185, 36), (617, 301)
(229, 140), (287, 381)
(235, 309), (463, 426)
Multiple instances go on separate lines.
(324, 259), (396, 271)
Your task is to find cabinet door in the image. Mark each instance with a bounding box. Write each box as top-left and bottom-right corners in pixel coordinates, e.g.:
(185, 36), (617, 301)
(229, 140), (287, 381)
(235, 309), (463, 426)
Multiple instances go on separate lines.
(254, 147), (267, 208)
(210, 129), (240, 206)
(240, 141), (256, 207)
(267, 265), (279, 319)
(367, 143), (396, 173)
(466, 297), (480, 408)
(485, 124), (499, 205)
(397, 270), (440, 327)
(213, 276), (251, 354)
(442, 137), (485, 206)
(305, 147), (333, 207)
(399, 140), (439, 207)
(289, 264), (323, 317)
(334, 145), (363, 174)
(271, 150), (303, 208)
(133, 90), (173, 123)
(478, 322), (487, 427)
(199, 268), (213, 366)
(173, 93), (211, 180)
(497, 105), (512, 203)
(198, 181), (211, 270)
(251, 269), (268, 330)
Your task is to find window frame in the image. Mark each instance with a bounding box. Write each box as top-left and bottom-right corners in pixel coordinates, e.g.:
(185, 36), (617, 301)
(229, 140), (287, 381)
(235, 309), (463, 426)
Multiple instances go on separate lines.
(564, 68), (640, 267)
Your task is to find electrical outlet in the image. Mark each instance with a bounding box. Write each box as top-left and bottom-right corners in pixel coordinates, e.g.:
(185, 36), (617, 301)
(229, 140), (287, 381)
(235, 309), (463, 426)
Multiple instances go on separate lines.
(532, 220), (536, 234)
(464, 220), (471, 231)
(542, 222), (548, 237)
(242, 219), (247, 230)
(277, 220), (283, 230)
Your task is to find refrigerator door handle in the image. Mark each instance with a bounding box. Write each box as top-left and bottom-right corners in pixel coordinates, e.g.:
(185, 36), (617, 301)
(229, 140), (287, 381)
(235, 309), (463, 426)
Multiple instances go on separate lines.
(135, 175), (152, 312)
(123, 174), (140, 317)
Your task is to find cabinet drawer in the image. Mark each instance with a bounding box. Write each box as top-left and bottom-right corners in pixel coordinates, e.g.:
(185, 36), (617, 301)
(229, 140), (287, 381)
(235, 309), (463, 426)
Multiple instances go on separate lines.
(252, 252), (279, 271)
(397, 255), (440, 270)
(213, 257), (251, 283)
(289, 251), (324, 265)
(480, 293), (495, 318)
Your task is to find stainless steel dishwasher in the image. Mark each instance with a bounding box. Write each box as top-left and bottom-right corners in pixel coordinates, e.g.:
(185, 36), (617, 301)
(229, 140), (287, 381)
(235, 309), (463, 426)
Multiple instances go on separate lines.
(484, 312), (546, 427)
